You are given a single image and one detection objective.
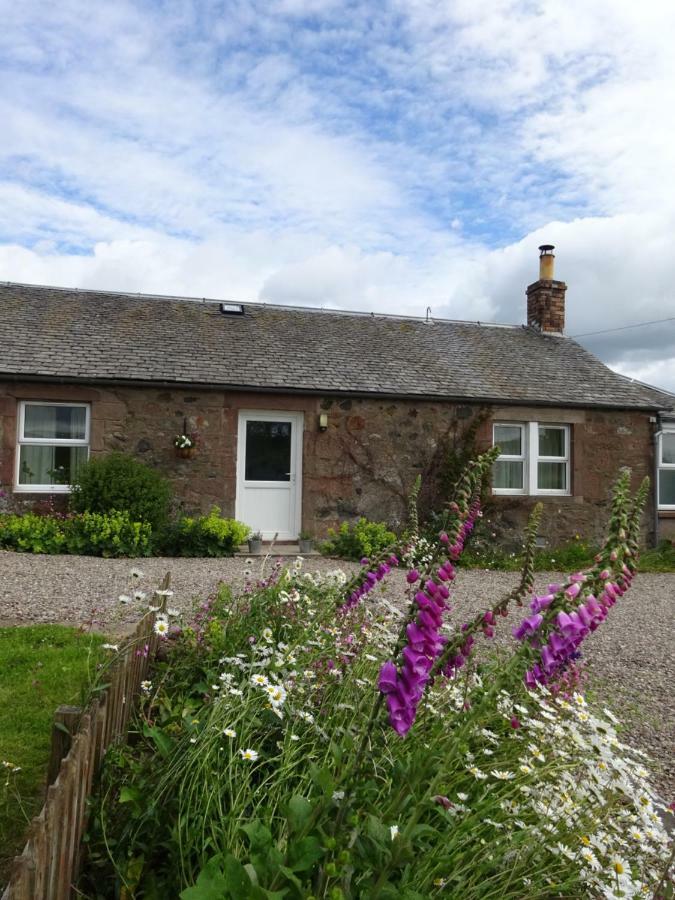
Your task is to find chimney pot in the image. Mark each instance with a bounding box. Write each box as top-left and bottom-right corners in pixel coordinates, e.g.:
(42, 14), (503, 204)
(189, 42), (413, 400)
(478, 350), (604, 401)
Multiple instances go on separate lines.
(538, 244), (555, 280)
(527, 244), (566, 334)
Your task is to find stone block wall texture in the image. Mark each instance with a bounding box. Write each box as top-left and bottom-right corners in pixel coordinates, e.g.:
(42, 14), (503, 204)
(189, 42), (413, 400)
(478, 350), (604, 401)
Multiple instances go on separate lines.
(0, 380), (661, 545)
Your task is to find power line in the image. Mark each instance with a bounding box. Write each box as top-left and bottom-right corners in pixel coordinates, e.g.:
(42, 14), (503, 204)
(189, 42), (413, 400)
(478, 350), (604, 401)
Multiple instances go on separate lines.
(571, 316), (675, 338)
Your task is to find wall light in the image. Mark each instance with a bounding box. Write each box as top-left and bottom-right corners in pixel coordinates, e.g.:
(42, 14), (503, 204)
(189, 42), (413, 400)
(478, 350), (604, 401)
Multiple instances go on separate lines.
(319, 413), (328, 432)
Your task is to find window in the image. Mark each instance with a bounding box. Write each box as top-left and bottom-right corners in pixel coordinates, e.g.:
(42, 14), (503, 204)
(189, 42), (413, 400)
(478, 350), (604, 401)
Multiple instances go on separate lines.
(15, 402), (90, 492)
(658, 428), (675, 509)
(493, 422), (570, 496)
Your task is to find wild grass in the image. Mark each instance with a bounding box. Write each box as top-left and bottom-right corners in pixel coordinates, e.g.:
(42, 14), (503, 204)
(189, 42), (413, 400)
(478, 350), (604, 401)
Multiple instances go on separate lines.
(0, 625), (103, 886)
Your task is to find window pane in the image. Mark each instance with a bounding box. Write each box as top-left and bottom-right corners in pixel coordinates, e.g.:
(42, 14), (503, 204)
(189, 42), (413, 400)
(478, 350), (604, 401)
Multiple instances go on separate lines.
(494, 425), (522, 456)
(245, 421), (291, 481)
(661, 433), (675, 465)
(659, 470), (675, 506)
(493, 460), (523, 490)
(538, 461), (566, 491)
(538, 426), (566, 458)
(23, 405), (86, 440)
(18, 445), (88, 486)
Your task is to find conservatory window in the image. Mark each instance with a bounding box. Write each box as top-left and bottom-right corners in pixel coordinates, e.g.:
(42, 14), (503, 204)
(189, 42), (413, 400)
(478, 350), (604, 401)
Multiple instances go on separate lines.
(15, 401), (90, 492)
(658, 429), (675, 509)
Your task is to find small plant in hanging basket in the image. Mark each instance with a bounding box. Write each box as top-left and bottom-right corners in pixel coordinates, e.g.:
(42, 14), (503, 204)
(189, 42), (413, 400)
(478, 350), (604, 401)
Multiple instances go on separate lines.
(174, 434), (197, 458)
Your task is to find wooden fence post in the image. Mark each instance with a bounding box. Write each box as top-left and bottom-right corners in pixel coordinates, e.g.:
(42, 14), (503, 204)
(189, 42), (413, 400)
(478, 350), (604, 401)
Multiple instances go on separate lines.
(46, 706), (81, 789)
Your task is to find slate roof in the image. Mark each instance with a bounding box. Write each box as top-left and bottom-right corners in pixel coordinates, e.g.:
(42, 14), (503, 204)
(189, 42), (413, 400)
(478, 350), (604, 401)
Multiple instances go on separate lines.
(0, 281), (672, 411)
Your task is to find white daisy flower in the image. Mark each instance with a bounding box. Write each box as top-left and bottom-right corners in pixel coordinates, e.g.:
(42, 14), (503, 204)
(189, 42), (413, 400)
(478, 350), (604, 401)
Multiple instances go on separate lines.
(240, 748), (259, 761)
(251, 674), (269, 687)
(140, 680), (152, 693)
(154, 619), (169, 637)
(118, 594), (132, 604)
(265, 684), (287, 706)
(223, 728), (236, 738)
(332, 790), (345, 801)
(102, 643), (119, 652)
(491, 770), (516, 781)
(154, 589), (174, 598)
(133, 590), (147, 602)
(390, 825), (399, 840)
(130, 568), (144, 579)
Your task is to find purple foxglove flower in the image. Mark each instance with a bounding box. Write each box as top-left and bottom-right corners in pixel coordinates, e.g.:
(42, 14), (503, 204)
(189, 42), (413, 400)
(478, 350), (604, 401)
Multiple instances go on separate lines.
(360, 557), (370, 566)
(512, 613), (543, 641)
(541, 645), (556, 674)
(425, 579), (439, 595)
(402, 646), (433, 677)
(406, 569), (420, 584)
(530, 593), (554, 613)
(378, 661), (399, 694)
(406, 622), (428, 651)
(576, 605), (593, 627)
(549, 632), (567, 657)
(389, 554), (399, 566)
(565, 582), (581, 600)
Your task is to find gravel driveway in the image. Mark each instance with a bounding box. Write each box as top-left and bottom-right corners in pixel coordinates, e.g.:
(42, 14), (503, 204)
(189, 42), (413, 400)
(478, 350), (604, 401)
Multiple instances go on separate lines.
(1, 550), (673, 801)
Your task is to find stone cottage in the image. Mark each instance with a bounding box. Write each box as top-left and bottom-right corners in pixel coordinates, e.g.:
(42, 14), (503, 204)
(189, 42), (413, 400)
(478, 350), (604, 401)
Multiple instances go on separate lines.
(1, 246), (673, 546)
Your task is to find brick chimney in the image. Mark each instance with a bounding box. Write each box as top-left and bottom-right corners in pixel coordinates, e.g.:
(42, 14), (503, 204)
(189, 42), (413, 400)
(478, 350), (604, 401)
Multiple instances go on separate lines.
(526, 244), (566, 334)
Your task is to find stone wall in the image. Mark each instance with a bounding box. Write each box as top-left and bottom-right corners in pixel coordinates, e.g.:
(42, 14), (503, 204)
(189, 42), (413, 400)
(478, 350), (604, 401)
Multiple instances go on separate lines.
(0, 380), (658, 545)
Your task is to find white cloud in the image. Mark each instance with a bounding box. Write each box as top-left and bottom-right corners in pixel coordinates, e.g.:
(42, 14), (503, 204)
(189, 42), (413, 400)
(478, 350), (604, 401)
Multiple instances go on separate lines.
(1, 0), (675, 392)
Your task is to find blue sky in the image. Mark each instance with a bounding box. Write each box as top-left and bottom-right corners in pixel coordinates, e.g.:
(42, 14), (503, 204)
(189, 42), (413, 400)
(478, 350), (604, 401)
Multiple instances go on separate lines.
(1, 0), (675, 390)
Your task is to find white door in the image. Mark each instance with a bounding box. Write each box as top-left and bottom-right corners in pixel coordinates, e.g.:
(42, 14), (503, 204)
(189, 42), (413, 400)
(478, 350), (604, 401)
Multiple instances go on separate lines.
(235, 411), (303, 540)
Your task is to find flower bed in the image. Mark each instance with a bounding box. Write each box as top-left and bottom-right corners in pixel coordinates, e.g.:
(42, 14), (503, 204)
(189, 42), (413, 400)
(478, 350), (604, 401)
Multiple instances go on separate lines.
(80, 456), (674, 899)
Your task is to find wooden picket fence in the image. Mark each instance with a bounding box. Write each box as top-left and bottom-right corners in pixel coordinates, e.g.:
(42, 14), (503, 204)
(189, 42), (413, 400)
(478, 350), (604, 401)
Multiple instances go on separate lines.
(2, 576), (170, 900)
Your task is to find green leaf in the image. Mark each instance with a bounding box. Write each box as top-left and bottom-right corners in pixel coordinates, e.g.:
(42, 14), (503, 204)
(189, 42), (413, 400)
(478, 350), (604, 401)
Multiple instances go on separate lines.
(308, 764), (334, 796)
(223, 854), (252, 897)
(241, 820), (273, 853)
(287, 795), (312, 833)
(287, 836), (324, 873)
(179, 855), (228, 900)
(119, 786), (141, 805)
(278, 866), (303, 891)
(366, 814), (390, 847)
(142, 724), (173, 758)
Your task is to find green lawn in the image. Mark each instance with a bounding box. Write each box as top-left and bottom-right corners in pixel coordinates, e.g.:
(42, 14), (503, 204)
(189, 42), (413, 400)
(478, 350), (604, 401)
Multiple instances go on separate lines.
(0, 625), (103, 887)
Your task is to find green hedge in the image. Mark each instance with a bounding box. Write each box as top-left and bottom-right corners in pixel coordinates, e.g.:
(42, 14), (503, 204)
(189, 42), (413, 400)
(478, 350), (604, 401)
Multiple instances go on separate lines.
(0, 511), (152, 557)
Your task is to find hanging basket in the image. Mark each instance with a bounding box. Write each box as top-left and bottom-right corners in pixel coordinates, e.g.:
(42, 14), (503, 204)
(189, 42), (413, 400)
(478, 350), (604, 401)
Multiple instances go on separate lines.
(176, 446), (196, 459)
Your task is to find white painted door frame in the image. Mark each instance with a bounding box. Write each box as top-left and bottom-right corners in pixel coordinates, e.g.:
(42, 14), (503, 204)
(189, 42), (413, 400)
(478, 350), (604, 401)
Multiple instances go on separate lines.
(235, 410), (303, 540)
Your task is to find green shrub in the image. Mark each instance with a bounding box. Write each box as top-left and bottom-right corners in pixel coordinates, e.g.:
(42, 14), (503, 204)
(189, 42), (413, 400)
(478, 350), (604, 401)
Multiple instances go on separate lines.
(70, 452), (172, 531)
(0, 511), (151, 557)
(66, 510), (152, 558)
(320, 517), (397, 560)
(161, 507), (250, 557)
(0, 512), (67, 554)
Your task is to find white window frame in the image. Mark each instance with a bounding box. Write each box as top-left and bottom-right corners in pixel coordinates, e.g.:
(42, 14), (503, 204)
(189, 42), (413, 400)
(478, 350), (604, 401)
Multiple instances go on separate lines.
(493, 422), (570, 497)
(15, 401), (90, 493)
(657, 428), (675, 510)
(492, 423), (527, 495)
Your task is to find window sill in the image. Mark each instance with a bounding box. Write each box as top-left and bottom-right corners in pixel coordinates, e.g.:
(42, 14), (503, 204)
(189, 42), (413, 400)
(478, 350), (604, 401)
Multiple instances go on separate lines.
(14, 486), (73, 494)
